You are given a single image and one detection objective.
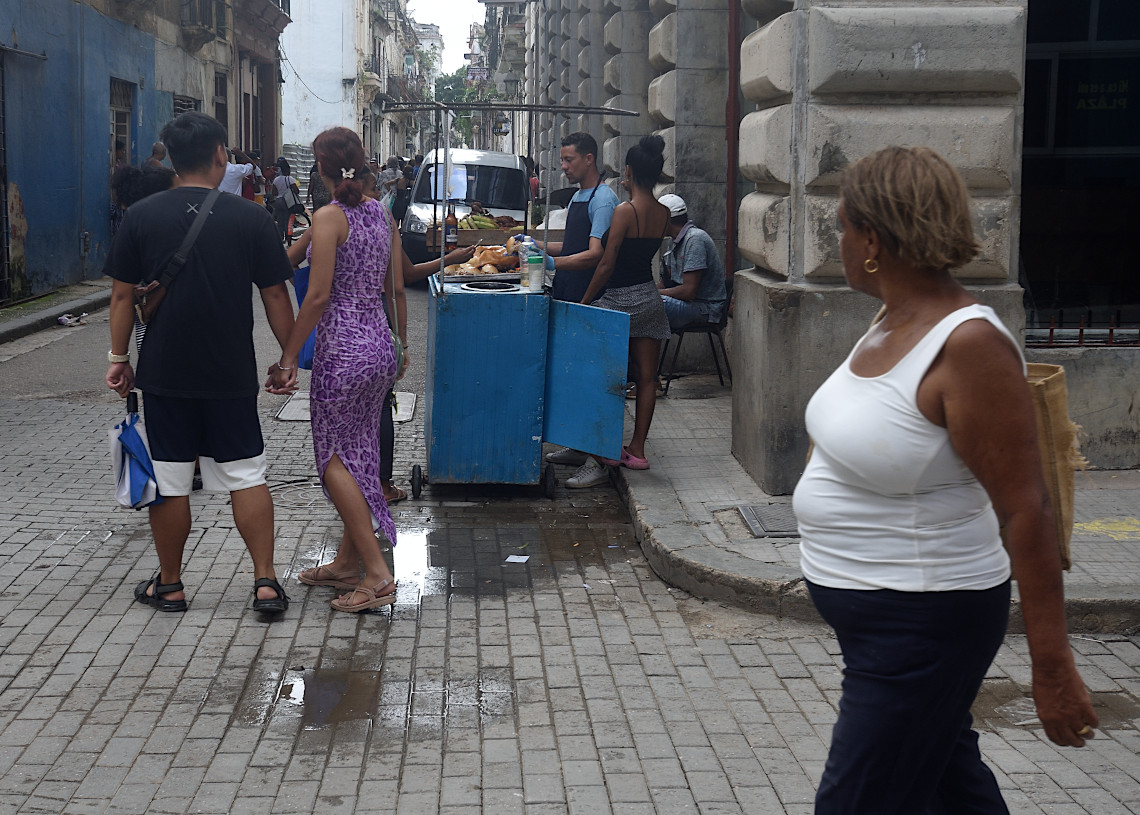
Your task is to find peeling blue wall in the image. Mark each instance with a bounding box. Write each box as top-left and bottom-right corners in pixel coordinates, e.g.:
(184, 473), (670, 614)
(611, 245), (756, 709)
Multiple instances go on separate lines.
(1, 1), (161, 298)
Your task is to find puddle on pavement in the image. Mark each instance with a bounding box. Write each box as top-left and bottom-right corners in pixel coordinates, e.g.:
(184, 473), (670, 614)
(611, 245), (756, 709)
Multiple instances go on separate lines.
(972, 678), (1140, 730)
(253, 525), (575, 730)
(256, 667), (516, 732)
(278, 669), (383, 729)
(291, 528), (437, 600)
(250, 487), (637, 731)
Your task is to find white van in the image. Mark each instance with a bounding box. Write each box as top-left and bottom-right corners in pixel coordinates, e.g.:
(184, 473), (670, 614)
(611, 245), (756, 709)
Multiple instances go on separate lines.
(401, 148), (530, 263)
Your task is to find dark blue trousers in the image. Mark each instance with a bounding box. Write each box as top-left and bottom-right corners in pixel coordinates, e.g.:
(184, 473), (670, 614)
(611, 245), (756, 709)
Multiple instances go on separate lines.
(807, 580), (1012, 815)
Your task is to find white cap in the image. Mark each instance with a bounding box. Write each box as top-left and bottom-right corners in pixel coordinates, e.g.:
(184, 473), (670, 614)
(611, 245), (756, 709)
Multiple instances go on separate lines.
(658, 193), (687, 218)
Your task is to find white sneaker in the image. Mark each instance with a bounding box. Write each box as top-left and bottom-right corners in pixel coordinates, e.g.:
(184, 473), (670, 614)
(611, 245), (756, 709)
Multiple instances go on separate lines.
(566, 460), (610, 489)
(545, 446), (588, 466)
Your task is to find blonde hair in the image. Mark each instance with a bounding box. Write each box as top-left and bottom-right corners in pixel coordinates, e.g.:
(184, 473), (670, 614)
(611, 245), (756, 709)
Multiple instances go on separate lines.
(840, 146), (980, 272)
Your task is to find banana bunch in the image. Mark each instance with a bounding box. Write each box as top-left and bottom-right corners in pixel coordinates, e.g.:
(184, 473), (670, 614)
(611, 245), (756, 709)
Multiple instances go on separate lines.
(458, 214), (499, 230)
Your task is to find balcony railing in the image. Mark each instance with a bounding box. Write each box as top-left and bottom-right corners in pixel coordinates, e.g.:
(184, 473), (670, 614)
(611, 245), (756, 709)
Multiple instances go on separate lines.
(180, 0), (222, 51)
(181, 0), (223, 29)
(387, 75), (409, 99)
(363, 55), (382, 76)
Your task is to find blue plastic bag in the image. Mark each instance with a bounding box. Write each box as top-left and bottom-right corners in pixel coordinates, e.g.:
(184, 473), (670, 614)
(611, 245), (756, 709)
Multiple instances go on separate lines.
(291, 263), (318, 370)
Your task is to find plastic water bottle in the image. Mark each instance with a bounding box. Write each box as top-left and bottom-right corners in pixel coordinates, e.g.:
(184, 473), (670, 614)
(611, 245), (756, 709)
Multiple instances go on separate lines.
(518, 236), (542, 293)
(517, 238), (531, 288)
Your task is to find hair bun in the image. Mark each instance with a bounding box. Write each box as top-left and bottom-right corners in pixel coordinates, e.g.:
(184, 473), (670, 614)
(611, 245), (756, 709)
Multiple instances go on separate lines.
(639, 134), (665, 159)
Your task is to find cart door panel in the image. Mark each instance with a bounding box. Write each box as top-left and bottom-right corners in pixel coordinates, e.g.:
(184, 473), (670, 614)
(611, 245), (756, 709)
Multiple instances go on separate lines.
(542, 301), (629, 460)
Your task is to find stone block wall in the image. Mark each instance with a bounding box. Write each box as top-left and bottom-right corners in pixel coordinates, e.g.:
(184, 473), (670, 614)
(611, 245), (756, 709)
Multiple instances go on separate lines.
(733, 1), (1028, 494)
(575, 0), (608, 137)
(644, 0), (733, 377)
(1026, 347), (1140, 470)
(602, 0), (655, 179)
(647, 0), (730, 249)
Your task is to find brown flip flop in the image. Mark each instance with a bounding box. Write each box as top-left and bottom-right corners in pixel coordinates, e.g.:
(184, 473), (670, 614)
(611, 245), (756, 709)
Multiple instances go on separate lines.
(298, 564), (360, 591)
(330, 578), (397, 613)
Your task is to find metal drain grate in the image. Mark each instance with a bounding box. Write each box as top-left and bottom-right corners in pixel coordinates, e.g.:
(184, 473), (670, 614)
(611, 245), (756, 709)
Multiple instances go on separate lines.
(738, 504), (800, 538)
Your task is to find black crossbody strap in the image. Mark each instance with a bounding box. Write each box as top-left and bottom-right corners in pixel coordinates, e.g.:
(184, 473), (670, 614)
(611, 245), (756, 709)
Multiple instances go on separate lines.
(157, 187), (221, 288)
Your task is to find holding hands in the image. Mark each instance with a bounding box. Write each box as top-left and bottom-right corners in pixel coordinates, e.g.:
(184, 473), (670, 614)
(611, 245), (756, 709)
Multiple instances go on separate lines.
(265, 361), (298, 395)
(397, 347), (410, 381)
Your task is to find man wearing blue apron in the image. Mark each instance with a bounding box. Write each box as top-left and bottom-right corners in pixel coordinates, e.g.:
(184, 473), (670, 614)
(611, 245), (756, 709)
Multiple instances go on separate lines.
(538, 132), (619, 304)
(539, 132), (621, 469)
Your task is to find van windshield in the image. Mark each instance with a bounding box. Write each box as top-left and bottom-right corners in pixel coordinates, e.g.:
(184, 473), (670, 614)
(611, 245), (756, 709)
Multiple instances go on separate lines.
(415, 163), (528, 210)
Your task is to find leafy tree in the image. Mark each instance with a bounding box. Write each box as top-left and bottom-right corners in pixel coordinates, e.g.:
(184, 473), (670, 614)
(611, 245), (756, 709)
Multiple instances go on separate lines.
(417, 47), (438, 86)
(434, 66), (501, 148)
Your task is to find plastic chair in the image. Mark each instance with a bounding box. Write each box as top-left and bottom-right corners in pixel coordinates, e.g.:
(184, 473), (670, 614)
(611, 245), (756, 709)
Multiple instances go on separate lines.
(658, 276), (733, 396)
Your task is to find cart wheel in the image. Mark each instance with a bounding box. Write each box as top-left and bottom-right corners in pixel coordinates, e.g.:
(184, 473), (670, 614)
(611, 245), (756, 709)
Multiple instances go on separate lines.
(542, 464), (557, 500)
(411, 464), (423, 499)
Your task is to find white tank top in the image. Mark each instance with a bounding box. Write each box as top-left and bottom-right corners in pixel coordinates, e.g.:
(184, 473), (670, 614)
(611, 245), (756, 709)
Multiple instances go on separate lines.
(793, 304), (1022, 592)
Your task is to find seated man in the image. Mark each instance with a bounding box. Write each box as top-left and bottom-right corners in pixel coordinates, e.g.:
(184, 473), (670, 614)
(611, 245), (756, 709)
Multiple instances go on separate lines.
(656, 194), (727, 331)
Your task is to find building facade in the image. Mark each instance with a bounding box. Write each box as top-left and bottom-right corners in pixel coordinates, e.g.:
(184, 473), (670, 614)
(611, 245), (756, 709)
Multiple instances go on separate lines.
(491, 0), (1139, 482)
(0, 0), (289, 303)
(281, 0), (430, 164)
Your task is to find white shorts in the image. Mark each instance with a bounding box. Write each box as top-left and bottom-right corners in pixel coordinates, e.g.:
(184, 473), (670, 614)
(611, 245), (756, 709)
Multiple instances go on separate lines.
(153, 453), (267, 497)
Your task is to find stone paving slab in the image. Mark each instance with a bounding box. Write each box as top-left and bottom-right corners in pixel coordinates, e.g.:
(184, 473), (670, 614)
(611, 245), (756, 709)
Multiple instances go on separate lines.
(0, 296), (1137, 813)
(0, 386), (1135, 813)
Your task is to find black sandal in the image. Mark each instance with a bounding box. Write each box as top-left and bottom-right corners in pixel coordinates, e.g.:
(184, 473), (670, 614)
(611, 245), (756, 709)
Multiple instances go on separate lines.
(252, 577), (289, 614)
(134, 575), (188, 613)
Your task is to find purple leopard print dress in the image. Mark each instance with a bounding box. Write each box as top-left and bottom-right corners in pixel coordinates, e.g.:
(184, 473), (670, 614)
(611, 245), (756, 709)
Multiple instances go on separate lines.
(310, 197), (398, 546)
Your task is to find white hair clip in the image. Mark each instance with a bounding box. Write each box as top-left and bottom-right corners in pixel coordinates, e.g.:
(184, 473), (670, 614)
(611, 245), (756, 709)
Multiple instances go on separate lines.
(341, 168), (355, 179)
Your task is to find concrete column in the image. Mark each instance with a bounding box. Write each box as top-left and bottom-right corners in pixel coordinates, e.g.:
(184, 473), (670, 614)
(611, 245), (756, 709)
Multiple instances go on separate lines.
(602, 0), (654, 179)
(575, 0), (609, 137)
(646, 0), (732, 376)
(538, 11), (562, 155)
(732, 1), (1028, 494)
(559, 8), (580, 138)
(647, 0), (730, 253)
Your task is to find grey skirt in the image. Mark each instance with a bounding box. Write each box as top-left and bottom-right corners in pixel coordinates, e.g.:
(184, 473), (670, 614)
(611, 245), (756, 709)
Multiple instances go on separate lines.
(592, 280), (671, 341)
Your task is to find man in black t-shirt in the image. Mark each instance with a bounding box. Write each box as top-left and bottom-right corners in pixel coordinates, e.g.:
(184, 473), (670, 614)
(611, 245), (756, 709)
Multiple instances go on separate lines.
(105, 112), (296, 615)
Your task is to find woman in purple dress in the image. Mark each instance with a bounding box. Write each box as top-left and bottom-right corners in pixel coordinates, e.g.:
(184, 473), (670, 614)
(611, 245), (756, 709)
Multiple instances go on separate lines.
(268, 127), (408, 612)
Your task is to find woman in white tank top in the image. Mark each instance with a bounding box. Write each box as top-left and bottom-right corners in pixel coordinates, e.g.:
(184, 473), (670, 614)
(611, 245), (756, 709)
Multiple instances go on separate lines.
(793, 147), (1096, 814)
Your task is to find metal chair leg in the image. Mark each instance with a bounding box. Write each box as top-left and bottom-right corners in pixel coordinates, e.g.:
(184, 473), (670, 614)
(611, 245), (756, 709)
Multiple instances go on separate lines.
(718, 331), (732, 383)
(707, 332), (725, 386)
(662, 331), (686, 395)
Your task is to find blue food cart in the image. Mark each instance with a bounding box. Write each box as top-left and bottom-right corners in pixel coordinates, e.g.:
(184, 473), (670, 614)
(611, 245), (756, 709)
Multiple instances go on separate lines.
(414, 276), (629, 498)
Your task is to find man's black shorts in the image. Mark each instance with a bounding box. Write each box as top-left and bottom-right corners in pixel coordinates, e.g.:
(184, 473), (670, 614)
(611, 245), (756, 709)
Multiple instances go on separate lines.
(142, 394), (266, 495)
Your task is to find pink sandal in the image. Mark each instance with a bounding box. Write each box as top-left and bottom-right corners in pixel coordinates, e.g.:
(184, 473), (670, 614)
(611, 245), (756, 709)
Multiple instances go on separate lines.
(298, 563), (360, 591)
(330, 578), (397, 612)
(620, 446), (650, 470)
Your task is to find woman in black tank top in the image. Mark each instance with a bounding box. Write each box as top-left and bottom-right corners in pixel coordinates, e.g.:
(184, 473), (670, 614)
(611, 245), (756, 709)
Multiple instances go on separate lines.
(567, 136), (671, 486)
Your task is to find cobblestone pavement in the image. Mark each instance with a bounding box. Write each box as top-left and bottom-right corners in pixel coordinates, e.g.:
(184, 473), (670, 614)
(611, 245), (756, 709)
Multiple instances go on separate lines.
(0, 309), (1138, 812)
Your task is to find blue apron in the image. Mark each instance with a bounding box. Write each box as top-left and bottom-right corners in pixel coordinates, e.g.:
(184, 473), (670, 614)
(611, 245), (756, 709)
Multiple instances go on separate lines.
(552, 179), (606, 303)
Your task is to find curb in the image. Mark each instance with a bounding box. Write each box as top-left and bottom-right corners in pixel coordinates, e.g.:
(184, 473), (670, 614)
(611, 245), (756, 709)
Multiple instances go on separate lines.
(614, 468), (1140, 636)
(613, 468), (822, 623)
(0, 288), (113, 345)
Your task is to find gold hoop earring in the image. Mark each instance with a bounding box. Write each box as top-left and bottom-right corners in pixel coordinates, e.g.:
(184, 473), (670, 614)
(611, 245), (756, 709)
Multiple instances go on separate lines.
(864, 258), (879, 274)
